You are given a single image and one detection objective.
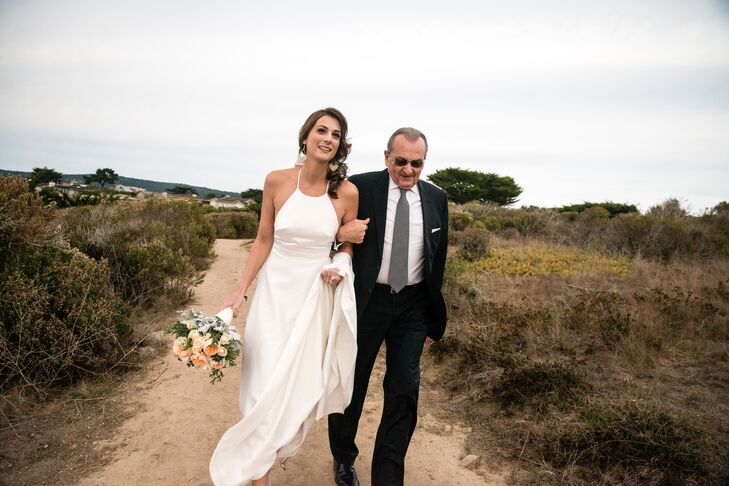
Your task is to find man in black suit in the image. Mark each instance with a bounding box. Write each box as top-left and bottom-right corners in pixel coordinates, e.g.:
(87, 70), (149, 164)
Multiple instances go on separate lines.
(329, 127), (449, 486)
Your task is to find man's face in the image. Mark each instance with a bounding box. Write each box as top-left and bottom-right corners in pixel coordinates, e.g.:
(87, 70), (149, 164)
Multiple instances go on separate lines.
(385, 135), (426, 190)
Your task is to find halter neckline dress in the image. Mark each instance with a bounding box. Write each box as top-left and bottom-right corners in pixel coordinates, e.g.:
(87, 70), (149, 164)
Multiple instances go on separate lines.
(210, 169), (357, 486)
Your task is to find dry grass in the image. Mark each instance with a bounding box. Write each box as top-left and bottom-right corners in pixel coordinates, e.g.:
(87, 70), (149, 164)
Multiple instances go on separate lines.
(431, 236), (729, 484)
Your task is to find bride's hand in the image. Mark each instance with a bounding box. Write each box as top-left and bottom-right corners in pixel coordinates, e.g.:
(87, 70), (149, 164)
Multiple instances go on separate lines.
(320, 268), (343, 286)
(222, 293), (244, 317)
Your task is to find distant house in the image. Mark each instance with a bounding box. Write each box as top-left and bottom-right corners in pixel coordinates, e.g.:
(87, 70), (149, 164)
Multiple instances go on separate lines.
(112, 183), (146, 193)
(210, 196), (249, 210)
(34, 181), (80, 196)
(163, 193), (199, 203)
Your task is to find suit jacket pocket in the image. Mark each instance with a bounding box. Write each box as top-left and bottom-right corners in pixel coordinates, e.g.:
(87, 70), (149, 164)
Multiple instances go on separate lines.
(428, 227), (441, 243)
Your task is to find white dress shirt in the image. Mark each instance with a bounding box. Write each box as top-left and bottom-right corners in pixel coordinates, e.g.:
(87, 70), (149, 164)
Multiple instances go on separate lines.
(376, 177), (424, 286)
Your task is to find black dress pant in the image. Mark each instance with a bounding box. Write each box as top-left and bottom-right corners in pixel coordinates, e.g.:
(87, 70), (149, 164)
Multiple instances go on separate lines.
(329, 282), (429, 486)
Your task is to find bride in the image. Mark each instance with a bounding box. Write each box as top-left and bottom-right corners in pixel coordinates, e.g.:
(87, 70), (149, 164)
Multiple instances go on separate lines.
(209, 108), (359, 486)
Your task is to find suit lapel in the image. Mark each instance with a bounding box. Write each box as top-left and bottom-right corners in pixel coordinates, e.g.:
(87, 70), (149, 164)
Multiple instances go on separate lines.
(373, 169), (389, 259)
(419, 180), (436, 266)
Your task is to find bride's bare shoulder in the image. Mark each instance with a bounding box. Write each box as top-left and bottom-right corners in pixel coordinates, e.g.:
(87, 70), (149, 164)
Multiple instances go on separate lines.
(338, 179), (359, 202)
(264, 168), (298, 189)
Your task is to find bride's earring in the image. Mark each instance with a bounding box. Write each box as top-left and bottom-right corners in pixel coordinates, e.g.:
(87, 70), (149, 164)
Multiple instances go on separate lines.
(328, 161), (339, 172)
(295, 145), (306, 166)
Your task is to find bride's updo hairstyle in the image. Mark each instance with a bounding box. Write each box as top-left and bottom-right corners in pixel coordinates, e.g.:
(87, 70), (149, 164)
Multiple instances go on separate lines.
(298, 107), (352, 199)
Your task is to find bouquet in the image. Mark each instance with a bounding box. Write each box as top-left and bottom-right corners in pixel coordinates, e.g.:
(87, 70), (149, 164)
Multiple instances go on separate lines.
(164, 308), (241, 384)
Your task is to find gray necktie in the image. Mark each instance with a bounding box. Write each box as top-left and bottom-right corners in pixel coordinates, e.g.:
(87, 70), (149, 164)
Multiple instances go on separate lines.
(388, 188), (409, 292)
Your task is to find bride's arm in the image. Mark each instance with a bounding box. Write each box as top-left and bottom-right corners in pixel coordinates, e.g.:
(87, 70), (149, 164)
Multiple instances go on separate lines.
(337, 181), (359, 259)
(321, 182), (359, 284)
(223, 172), (279, 314)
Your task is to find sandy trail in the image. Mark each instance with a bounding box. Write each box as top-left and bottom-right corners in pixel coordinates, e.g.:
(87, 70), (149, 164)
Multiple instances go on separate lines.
(79, 239), (502, 485)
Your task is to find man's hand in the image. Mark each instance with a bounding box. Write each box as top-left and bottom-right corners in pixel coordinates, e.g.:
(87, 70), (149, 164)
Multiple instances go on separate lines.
(336, 218), (370, 244)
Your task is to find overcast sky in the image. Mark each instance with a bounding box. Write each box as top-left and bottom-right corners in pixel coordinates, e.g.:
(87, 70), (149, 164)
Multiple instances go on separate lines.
(1, 0), (728, 211)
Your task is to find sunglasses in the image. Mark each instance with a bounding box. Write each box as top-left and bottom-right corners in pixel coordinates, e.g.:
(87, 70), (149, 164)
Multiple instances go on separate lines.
(390, 156), (424, 169)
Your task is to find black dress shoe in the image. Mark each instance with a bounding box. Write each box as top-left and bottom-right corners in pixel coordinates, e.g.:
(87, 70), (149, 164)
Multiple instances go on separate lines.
(333, 459), (360, 486)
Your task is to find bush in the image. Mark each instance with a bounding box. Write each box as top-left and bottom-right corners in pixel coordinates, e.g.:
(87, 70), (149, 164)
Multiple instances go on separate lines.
(449, 209), (473, 231)
(536, 401), (708, 482)
(122, 241), (200, 304)
(454, 228), (490, 262)
(558, 201), (639, 217)
(60, 200), (215, 305)
(206, 211), (258, 239)
(0, 177), (53, 267)
(0, 246), (128, 393)
(647, 198), (688, 219)
(493, 361), (585, 412)
(0, 178), (216, 396)
(442, 256), (475, 294)
(451, 199), (729, 260)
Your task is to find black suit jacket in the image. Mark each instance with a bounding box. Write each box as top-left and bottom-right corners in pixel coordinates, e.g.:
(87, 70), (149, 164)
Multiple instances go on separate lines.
(348, 169), (449, 340)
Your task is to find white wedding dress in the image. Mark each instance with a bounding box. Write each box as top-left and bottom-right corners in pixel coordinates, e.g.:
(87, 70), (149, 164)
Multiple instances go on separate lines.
(209, 172), (357, 486)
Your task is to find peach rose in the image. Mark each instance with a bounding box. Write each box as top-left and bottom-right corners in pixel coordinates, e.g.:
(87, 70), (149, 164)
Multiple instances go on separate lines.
(210, 360), (225, 370)
(203, 344), (220, 356)
(217, 346), (228, 357)
(190, 352), (209, 368)
(219, 333), (231, 345)
(188, 330), (201, 340)
(177, 347), (193, 359)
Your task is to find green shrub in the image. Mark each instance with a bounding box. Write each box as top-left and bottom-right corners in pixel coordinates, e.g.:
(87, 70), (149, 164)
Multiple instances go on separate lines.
(0, 246), (128, 392)
(558, 201), (639, 217)
(455, 228), (490, 262)
(450, 199), (729, 260)
(442, 255), (476, 293)
(578, 206), (610, 222)
(476, 215), (502, 230)
(0, 177), (53, 267)
(60, 200), (215, 305)
(121, 241), (199, 304)
(206, 211), (259, 239)
(449, 210), (473, 231)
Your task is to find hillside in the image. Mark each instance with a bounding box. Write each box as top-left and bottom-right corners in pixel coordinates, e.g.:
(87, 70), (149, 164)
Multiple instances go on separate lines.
(0, 169), (240, 197)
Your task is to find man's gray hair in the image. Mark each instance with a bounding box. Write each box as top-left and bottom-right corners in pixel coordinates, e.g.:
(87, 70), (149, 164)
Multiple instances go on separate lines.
(386, 127), (428, 158)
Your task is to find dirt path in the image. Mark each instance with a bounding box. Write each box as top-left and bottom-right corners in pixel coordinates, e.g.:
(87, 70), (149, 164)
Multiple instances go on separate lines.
(79, 239), (505, 485)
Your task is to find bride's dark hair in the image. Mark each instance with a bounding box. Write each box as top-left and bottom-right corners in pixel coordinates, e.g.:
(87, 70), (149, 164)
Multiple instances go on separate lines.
(298, 107), (351, 199)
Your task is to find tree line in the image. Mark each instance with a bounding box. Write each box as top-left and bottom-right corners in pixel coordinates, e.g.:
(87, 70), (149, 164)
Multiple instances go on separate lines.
(28, 166), (120, 189)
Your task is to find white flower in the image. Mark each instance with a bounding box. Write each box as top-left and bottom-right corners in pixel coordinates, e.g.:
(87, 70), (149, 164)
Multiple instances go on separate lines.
(219, 333), (231, 345)
(186, 322), (195, 330)
(188, 330), (201, 340)
(217, 346), (228, 357)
